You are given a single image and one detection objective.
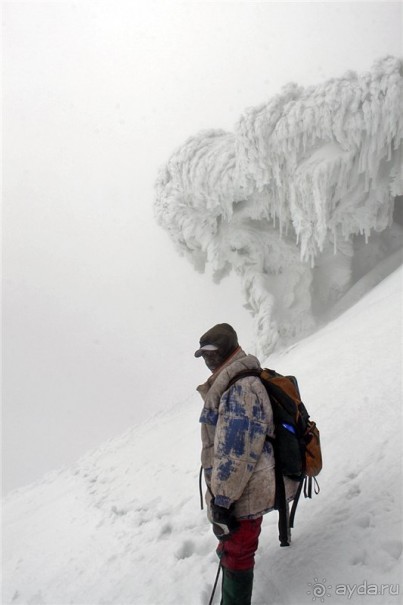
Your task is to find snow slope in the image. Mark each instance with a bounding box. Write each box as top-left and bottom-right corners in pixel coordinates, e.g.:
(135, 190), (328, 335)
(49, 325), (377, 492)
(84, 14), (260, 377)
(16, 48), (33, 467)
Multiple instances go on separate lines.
(3, 265), (402, 605)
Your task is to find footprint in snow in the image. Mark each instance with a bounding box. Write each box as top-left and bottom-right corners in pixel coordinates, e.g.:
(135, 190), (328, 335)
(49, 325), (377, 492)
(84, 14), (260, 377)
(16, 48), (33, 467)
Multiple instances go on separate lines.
(349, 549), (368, 566)
(175, 539), (196, 560)
(346, 484), (361, 499)
(158, 522), (173, 538)
(381, 539), (402, 561)
(354, 513), (372, 528)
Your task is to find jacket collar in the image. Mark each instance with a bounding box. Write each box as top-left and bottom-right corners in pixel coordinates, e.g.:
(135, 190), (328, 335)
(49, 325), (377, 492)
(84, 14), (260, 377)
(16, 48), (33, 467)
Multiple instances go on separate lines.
(197, 348), (261, 408)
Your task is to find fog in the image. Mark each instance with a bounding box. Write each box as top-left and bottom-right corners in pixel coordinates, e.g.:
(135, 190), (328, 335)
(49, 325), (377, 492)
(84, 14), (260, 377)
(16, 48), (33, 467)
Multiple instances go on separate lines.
(3, 1), (402, 494)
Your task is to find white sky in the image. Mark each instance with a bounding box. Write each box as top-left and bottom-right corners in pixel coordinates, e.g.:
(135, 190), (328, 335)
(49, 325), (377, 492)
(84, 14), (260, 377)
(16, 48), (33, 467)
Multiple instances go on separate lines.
(3, 0), (402, 494)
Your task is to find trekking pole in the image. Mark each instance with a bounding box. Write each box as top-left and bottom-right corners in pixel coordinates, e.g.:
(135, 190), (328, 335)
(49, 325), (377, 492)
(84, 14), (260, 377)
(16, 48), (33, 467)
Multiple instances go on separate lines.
(208, 560), (222, 605)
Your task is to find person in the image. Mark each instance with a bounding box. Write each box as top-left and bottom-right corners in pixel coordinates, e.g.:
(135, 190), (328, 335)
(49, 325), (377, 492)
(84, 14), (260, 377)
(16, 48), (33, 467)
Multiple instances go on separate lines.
(195, 323), (296, 605)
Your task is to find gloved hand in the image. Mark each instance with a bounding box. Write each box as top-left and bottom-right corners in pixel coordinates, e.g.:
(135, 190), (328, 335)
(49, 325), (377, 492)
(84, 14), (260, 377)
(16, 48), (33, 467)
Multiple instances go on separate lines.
(209, 498), (240, 541)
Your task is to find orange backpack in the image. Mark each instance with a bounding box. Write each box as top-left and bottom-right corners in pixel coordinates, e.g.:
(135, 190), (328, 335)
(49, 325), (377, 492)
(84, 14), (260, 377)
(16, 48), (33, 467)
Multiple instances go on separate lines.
(228, 367), (322, 546)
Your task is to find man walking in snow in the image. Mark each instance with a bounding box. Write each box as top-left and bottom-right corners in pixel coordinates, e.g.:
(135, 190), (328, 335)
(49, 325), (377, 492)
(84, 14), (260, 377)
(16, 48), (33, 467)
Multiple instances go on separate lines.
(195, 323), (295, 605)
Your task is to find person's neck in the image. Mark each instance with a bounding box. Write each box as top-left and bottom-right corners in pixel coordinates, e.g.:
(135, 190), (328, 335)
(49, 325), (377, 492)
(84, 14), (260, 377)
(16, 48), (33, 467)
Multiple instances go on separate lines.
(210, 346), (242, 377)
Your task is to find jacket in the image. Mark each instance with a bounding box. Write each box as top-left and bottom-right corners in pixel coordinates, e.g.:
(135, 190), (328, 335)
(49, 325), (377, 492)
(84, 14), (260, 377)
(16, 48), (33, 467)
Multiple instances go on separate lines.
(197, 347), (297, 519)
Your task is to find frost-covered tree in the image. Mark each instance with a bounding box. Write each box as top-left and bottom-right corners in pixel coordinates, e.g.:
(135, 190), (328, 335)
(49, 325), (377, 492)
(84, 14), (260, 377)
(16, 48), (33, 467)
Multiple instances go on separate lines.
(155, 57), (403, 355)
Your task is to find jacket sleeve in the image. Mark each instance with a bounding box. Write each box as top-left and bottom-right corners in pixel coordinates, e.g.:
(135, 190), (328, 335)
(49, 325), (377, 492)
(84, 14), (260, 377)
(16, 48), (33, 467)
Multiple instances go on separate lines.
(211, 379), (269, 508)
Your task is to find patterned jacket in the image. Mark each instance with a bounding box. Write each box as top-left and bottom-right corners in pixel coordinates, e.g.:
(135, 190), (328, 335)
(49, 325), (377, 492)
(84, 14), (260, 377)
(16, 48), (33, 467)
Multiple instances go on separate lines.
(197, 347), (297, 519)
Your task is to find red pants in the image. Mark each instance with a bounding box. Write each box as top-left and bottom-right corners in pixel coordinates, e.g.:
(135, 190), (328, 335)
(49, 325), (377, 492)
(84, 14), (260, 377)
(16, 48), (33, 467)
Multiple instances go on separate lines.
(217, 517), (263, 571)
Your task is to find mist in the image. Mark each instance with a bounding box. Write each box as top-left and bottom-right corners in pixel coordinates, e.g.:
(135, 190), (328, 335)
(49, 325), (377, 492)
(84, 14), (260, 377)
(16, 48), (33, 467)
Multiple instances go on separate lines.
(3, 1), (402, 494)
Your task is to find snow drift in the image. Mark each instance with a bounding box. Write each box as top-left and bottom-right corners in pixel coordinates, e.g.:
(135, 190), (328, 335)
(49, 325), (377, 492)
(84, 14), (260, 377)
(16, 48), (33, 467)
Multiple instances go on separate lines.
(154, 57), (403, 355)
(3, 265), (402, 605)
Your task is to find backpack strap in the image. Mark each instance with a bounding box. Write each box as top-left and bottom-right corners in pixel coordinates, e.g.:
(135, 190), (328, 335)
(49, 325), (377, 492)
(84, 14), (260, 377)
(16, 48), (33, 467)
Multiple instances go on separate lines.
(226, 368), (262, 390)
(227, 368), (291, 547)
(274, 452), (291, 546)
(289, 479), (303, 528)
(266, 433), (290, 546)
(289, 476), (320, 528)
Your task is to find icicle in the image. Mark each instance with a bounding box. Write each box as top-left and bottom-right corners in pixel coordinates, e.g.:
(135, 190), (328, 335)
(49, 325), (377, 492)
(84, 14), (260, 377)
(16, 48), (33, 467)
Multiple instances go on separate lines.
(154, 57), (403, 355)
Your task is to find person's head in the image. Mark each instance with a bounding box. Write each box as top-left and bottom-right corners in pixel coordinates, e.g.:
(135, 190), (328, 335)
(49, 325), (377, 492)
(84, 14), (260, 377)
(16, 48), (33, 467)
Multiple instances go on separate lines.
(194, 323), (239, 372)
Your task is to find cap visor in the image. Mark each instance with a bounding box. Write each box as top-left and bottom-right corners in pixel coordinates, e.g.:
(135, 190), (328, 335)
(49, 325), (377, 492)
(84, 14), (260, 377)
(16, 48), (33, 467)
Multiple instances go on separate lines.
(194, 344), (219, 358)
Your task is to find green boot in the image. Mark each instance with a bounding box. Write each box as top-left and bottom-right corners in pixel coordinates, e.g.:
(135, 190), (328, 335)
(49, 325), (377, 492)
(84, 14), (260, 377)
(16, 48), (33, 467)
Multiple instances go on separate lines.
(220, 568), (254, 605)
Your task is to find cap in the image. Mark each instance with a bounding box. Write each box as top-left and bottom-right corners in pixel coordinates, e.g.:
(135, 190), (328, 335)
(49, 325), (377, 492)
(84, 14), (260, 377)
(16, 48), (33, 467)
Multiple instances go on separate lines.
(194, 323), (238, 360)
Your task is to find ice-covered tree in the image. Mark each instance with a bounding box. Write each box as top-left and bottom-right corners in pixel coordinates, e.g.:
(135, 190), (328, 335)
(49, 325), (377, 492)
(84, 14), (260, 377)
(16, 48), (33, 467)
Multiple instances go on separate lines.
(154, 57), (403, 355)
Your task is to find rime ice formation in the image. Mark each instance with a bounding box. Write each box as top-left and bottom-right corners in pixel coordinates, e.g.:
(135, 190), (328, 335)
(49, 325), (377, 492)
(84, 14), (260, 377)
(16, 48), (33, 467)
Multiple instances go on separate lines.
(155, 57), (403, 355)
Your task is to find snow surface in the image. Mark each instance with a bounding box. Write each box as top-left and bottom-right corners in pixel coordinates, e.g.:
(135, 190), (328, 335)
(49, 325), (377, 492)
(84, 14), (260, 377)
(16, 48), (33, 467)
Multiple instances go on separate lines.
(155, 57), (403, 356)
(3, 265), (402, 605)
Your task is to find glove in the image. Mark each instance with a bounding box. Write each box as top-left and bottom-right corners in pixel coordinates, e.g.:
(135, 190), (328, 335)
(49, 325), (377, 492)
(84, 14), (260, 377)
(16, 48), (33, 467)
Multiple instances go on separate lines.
(209, 498), (240, 541)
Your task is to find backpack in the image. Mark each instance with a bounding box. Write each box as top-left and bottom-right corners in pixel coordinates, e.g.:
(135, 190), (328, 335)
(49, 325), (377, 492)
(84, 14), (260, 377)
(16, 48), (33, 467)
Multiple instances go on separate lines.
(227, 367), (322, 546)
